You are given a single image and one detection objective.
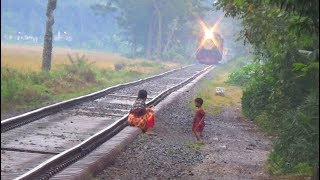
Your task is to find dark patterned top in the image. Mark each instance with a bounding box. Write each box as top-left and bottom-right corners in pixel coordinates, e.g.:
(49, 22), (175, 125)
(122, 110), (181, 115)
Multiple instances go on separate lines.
(130, 98), (147, 116)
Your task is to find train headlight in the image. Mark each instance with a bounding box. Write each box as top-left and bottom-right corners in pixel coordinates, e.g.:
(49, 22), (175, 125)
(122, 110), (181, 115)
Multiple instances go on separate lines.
(205, 29), (214, 40)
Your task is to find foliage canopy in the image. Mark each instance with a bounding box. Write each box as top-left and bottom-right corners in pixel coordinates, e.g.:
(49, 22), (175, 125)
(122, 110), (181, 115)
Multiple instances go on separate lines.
(219, 0), (319, 175)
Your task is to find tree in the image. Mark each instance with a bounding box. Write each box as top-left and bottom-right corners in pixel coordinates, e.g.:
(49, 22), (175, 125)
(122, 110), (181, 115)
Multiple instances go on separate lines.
(92, 0), (209, 61)
(42, 0), (57, 71)
(215, 0), (319, 175)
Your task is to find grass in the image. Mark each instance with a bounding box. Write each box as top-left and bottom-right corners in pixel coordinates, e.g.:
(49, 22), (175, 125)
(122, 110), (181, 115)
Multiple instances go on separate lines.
(1, 43), (178, 73)
(187, 141), (205, 150)
(1, 44), (180, 118)
(190, 59), (244, 115)
(267, 151), (314, 178)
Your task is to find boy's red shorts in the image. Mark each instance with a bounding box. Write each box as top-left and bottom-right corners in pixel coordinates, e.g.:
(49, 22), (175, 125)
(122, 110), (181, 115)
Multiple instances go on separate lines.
(192, 120), (204, 132)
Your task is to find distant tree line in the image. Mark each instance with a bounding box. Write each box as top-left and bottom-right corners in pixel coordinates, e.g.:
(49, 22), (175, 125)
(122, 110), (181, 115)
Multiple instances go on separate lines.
(1, 0), (119, 52)
(92, 0), (211, 61)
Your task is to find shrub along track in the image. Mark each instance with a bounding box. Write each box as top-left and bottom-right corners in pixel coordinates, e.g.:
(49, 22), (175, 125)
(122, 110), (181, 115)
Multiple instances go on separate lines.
(1, 64), (212, 180)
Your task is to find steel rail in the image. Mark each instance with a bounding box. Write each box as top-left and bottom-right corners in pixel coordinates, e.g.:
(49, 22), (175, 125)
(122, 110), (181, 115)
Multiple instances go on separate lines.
(1, 65), (193, 133)
(15, 65), (214, 180)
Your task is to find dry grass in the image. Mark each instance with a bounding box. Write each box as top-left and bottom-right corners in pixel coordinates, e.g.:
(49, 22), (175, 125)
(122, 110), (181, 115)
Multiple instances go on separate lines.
(1, 43), (178, 73)
(1, 44), (181, 118)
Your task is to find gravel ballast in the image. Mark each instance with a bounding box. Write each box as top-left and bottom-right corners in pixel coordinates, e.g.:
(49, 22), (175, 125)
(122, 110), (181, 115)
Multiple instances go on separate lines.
(95, 71), (272, 180)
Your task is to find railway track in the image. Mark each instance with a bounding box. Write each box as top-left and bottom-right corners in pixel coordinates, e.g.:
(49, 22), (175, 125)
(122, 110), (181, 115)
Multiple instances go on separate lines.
(1, 64), (213, 180)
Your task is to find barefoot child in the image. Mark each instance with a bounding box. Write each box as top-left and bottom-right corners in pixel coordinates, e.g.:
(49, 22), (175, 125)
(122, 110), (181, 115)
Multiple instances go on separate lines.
(192, 98), (205, 143)
(128, 90), (155, 135)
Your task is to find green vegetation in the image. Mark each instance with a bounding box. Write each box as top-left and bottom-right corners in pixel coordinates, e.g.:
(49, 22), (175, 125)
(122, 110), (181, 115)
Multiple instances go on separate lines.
(228, 58), (319, 177)
(1, 54), (171, 117)
(192, 57), (247, 115)
(187, 141), (205, 150)
(216, 0), (319, 177)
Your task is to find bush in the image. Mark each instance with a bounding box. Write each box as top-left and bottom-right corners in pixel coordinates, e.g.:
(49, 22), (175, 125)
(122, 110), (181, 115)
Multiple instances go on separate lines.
(268, 151), (314, 176)
(114, 63), (124, 71)
(255, 111), (274, 134)
(271, 91), (319, 173)
(227, 63), (261, 86)
(237, 61), (319, 176)
(1, 68), (25, 100)
(64, 54), (97, 83)
(240, 65), (274, 120)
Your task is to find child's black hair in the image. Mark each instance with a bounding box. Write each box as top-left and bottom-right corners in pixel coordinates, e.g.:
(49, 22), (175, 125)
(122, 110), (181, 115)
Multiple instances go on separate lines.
(195, 97), (203, 106)
(138, 89), (148, 99)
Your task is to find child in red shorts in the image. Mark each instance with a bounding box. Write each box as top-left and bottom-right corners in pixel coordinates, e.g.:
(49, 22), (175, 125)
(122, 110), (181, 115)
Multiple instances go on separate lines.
(192, 98), (205, 143)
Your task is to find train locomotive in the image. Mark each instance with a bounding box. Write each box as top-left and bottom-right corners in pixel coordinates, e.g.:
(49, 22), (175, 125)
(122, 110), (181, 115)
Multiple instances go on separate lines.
(195, 32), (224, 65)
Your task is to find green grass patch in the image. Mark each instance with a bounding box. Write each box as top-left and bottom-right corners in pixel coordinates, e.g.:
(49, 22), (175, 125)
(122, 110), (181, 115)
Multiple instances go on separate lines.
(267, 150), (313, 176)
(187, 141), (205, 150)
(191, 58), (247, 115)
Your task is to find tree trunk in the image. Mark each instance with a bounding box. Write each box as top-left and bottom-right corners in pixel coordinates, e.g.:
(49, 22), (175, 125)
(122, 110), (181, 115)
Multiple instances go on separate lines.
(164, 18), (178, 53)
(146, 12), (155, 59)
(42, 0), (57, 71)
(312, 165), (319, 180)
(153, 0), (162, 60)
(151, 13), (158, 59)
(157, 15), (162, 60)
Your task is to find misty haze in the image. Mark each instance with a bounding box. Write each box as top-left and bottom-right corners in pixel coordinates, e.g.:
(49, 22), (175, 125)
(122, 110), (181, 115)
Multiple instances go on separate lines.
(1, 0), (318, 179)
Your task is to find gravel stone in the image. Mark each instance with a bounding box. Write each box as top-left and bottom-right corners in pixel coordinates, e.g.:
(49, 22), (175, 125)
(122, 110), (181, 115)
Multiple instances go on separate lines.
(95, 70), (273, 180)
